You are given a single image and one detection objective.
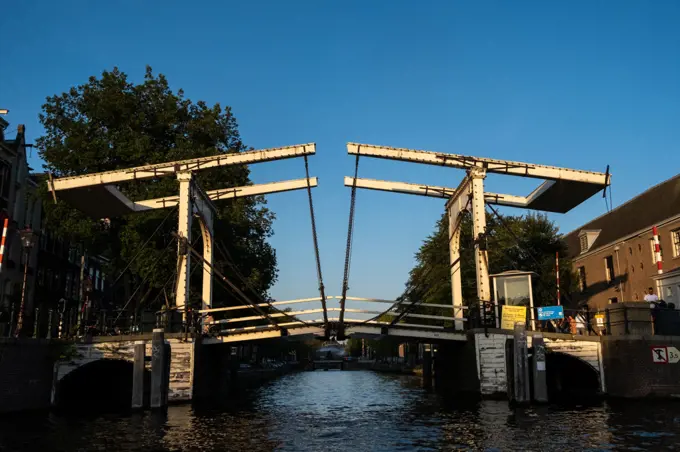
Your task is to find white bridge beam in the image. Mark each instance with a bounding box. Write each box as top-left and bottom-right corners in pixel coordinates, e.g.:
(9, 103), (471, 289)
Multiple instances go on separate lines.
(135, 178), (318, 211)
(343, 177), (528, 209)
(347, 143), (608, 184)
(50, 143), (315, 192)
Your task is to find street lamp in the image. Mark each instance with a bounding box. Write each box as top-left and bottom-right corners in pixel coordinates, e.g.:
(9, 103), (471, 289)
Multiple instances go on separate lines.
(14, 227), (37, 337)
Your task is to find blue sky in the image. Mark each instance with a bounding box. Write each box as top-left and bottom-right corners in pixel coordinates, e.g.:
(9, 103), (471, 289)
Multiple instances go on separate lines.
(2, 1), (679, 317)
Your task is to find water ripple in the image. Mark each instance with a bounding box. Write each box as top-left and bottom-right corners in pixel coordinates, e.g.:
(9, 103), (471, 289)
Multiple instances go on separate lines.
(2, 370), (680, 451)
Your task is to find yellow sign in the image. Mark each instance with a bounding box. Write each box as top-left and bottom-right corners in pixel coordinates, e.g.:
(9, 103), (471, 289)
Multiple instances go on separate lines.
(594, 313), (605, 327)
(501, 305), (527, 330)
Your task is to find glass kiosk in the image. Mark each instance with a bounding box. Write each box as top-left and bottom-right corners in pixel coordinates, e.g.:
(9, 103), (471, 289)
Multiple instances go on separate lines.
(491, 270), (537, 330)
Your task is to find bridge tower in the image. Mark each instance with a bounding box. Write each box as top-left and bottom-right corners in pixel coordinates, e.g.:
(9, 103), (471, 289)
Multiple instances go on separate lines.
(48, 143), (319, 330)
(343, 142), (610, 329)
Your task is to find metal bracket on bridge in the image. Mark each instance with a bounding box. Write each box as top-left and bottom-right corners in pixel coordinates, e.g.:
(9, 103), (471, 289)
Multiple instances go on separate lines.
(177, 236), (189, 256)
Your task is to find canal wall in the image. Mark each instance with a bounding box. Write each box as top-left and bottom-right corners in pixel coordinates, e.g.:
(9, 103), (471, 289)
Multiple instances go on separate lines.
(0, 338), (61, 414)
(601, 335), (680, 398)
(470, 330), (604, 397)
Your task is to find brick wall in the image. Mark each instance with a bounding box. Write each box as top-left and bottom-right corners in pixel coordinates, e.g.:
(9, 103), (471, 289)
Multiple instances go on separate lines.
(572, 218), (680, 310)
(602, 335), (680, 397)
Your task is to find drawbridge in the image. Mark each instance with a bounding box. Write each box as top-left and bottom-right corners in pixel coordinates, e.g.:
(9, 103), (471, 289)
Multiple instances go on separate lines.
(47, 140), (609, 344)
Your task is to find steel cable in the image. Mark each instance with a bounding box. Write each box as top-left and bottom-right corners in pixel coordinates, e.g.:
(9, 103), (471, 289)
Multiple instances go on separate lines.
(339, 152), (360, 330)
(303, 156), (328, 326)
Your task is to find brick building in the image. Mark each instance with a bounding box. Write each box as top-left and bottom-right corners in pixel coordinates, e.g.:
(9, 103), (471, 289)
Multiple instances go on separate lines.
(0, 120), (109, 336)
(0, 120), (41, 334)
(564, 174), (680, 311)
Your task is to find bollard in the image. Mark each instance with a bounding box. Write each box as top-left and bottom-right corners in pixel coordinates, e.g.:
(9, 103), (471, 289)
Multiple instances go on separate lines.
(532, 334), (548, 403)
(150, 328), (169, 409)
(505, 338), (515, 402)
(513, 322), (530, 403)
(47, 309), (54, 339)
(33, 308), (40, 338)
(132, 341), (146, 409)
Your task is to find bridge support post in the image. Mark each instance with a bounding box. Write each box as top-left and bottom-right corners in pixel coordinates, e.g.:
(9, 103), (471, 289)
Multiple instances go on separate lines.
(531, 334), (548, 403)
(470, 168), (492, 325)
(132, 340), (146, 409)
(422, 344), (433, 389)
(446, 194), (466, 331)
(513, 323), (530, 403)
(199, 211), (213, 333)
(176, 172), (193, 323)
(150, 329), (170, 409)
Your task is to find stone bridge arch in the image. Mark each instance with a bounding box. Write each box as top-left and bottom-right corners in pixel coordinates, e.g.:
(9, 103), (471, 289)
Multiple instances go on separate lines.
(55, 358), (147, 409)
(52, 338), (196, 407)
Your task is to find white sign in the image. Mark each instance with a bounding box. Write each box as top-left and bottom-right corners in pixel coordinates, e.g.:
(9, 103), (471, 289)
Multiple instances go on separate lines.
(652, 347), (668, 363)
(651, 346), (680, 364)
(668, 347), (680, 364)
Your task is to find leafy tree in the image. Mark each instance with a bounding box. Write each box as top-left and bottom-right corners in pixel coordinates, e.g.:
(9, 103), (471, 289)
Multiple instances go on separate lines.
(398, 210), (575, 320)
(37, 67), (278, 312)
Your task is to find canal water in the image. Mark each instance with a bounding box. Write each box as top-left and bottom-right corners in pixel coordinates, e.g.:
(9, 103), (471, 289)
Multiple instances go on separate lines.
(2, 370), (680, 451)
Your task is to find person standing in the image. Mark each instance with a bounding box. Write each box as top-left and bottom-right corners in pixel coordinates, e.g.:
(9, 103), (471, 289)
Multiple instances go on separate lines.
(644, 287), (660, 308)
(575, 312), (587, 335)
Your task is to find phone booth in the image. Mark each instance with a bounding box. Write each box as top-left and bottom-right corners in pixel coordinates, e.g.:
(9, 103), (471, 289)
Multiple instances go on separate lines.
(491, 270), (537, 330)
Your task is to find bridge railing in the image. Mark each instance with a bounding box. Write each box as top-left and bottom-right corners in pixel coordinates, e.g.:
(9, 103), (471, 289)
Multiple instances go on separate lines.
(488, 302), (680, 337)
(2, 306), (199, 340)
(340, 296), (468, 331)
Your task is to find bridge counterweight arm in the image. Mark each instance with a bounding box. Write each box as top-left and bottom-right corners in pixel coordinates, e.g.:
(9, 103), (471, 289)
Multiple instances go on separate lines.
(49, 143), (316, 192)
(134, 177), (318, 211)
(347, 143), (609, 185)
(343, 176), (529, 209)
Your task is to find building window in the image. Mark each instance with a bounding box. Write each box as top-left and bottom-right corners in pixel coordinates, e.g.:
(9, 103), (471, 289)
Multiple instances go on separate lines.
(665, 286), (673, 299)
(672, 229), (680, 258)
(0, 160), (11, 200)
(604, 256), (615, 282)
(608, 297), (618, 304)
(577, 266), (587, 292)
(579, 235), (588, 253)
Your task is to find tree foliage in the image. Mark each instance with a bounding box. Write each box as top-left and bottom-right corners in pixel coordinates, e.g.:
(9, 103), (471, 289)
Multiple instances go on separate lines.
(37, 67), (278, 310)
(398, 210), (575, 314)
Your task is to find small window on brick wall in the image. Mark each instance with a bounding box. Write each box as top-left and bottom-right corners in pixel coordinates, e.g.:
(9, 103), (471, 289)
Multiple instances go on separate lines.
(672, 229), (680, 258)
(578, 266), (587, 292)
(604, 256), (615, 282)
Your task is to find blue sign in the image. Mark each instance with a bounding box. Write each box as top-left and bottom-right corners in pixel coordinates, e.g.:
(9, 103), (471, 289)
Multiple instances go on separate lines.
(537, 306), (564, 321)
